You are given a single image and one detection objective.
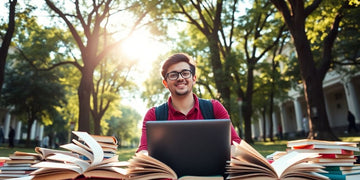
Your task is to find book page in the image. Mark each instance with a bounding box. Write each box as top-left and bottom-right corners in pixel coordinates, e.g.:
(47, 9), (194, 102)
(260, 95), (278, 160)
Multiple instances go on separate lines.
(86, 157), (128, 171)
(72, 139), (92, 152)
(127, 153), (177, 179)
(35, 147), (78, 159)
(228, 158), (277, 175)
(271, 151), (318, 177)
(83, 168), (128, 179)
(232, 141), (275, 173)
(60, 143), (94, 162)
(30, 169), (80, 180)
(179, 175), (223, 180)
(89, 134), (118, 144)
(128, 172), (176, 180)
(72, 131), (104, 167)
(32, 161), (82, 174)
(46, 153), (90, 172)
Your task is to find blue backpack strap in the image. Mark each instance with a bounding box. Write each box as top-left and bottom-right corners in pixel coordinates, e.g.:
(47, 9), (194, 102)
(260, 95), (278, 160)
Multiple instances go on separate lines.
(199, 98), (215, 119)
(155, 98), (215, 120)
(155, 102), (168, 121)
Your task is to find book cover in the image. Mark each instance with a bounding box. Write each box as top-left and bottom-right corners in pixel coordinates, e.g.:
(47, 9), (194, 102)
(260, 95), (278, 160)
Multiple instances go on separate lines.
(287, 139), (358, 148)
(320, 173), (360, 180)
(291, 144), (360, 152)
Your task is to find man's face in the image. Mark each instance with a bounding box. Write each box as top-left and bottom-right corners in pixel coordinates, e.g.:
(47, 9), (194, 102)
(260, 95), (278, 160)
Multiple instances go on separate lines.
(162, 62), (196, 97)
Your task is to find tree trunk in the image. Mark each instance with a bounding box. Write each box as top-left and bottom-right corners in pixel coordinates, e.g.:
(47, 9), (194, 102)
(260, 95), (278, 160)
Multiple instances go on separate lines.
(243, 64), (255, 143)
(262, 106), (267, 142)
(0, 0), (17, 93)
(269, 90), (274, 142)
(78, 67), (94, 133)
(294, 31), (338, 140)
(271, 0), (339, 140)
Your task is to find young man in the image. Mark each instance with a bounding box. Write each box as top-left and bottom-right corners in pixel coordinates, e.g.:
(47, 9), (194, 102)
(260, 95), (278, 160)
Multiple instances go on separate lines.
(137, 53), (241, 154)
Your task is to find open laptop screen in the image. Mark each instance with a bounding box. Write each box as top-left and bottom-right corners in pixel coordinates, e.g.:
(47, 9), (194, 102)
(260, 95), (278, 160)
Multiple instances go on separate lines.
(146, 119), (231, 177)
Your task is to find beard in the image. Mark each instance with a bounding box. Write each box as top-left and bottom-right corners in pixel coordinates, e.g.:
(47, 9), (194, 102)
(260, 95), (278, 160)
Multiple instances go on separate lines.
(172, 80), (193, 96)
(175, 88), (191, 96)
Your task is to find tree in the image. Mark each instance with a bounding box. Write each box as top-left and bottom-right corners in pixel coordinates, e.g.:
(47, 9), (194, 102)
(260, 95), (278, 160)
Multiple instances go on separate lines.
(270, 0), (359, 140)
(141, 0), (288, 143)
(253, 36), (292, 142)
(44, 0), (149, 133)
(233, 1), (286, 143)
(1, 8), (71, 146)
(106, 105), (141, 147)
(144, 0), (236, 108)
(2, 61), (66, 147)
(91, 53), (136, 134)
(0, 0), (17, 93)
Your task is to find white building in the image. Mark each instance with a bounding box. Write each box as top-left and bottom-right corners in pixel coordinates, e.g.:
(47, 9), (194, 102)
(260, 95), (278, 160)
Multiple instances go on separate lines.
(252, 70), (360, 139)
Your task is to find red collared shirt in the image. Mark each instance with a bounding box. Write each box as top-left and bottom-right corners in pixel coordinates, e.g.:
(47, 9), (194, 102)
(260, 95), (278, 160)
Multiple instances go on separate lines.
(137, 94), (241, 152)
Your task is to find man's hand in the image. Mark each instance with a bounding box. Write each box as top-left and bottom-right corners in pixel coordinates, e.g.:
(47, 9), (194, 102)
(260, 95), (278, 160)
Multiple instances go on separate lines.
(137, 150), (149, 156)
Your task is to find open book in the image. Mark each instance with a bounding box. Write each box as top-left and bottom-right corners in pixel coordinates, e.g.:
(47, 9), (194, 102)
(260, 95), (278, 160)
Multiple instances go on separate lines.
(127, 153), (223, 180)
(35, 147), (80, 160)
(227, 140), (329, 180)
(30, 131), (129, 180)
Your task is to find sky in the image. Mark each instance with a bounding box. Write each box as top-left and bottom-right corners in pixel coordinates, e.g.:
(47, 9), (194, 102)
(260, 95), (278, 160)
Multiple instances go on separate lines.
(120, 31), (170, 117)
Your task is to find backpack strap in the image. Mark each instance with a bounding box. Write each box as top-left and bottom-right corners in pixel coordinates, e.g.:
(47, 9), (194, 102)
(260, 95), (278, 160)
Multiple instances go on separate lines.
(155, 102), (168, 121)
(198, 98), (215, 119)
(155, 98), (215, 120)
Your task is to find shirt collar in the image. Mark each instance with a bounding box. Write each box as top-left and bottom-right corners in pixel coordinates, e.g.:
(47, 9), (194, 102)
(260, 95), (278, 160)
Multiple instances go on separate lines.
(167, 94), (200, 114)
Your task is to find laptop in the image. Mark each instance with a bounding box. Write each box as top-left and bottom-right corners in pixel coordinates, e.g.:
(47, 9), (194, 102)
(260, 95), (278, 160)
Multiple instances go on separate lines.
(146, 119), (231, 177)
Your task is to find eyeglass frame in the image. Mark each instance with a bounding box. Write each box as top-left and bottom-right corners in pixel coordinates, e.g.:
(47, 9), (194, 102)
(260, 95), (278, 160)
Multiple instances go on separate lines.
(165, 69), (193, 81)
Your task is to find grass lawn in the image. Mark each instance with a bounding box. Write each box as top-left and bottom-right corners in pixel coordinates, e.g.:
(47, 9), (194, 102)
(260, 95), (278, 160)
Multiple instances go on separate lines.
(1, 136), (359, 161)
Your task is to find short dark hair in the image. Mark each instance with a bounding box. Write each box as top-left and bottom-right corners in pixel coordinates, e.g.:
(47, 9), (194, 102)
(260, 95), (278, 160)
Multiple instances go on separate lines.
(161, 53), (196, 79)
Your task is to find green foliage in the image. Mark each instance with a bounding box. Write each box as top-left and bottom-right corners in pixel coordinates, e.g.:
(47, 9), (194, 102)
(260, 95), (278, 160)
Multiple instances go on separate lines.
(106, 105), (141, 147)
(141, 55), (169, 107)
(1, 8), (74, 144)
(2, 60), (67, 126)
(306, 0), (360, 69)
(3, 10), (69, 122)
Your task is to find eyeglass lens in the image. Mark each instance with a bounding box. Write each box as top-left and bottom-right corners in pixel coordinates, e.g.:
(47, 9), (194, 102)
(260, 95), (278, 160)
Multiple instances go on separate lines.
(167, 70), (192, 80)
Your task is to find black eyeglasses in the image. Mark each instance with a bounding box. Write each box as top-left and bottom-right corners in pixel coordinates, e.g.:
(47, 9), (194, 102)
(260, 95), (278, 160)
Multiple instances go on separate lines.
(165, 69), (193, 81)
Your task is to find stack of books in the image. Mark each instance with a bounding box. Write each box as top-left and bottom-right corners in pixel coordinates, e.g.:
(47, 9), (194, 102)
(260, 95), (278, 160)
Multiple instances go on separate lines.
(0, 151), (40, 179)
(287, 139), (360, 180)
(90, 134), (118, 159)
(75, 134), (118, 160)
(30, 131), (128, 180)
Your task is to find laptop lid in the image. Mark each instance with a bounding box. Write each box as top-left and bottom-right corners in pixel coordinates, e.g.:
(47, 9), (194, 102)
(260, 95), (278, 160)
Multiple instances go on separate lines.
(146, 119), (231, 177)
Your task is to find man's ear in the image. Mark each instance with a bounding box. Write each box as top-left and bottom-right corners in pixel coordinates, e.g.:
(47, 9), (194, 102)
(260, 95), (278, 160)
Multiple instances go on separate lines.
(162, 79), (168, 88)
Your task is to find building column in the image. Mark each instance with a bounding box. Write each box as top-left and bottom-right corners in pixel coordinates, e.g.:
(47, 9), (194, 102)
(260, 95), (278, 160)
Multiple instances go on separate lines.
(252, 120), (260, 140)
(15, 121), (21, 144)
(279, 104), (288, 134)
(38, 124), (44, 141)
(30, 120), (37, 140)
(272, 112), (278, 135)
(258, 113), (264, 139)
(323, 94), (333, 126)
(4, 112), (11, 140)
(343, 78), (360, 122)
(293, 98), (303, 132)
(265, 113), (271, 137)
